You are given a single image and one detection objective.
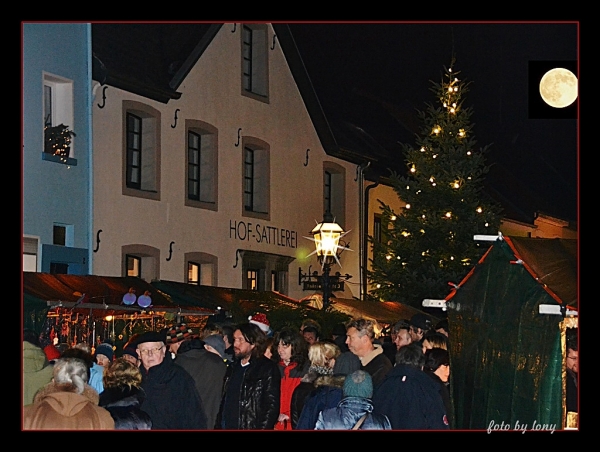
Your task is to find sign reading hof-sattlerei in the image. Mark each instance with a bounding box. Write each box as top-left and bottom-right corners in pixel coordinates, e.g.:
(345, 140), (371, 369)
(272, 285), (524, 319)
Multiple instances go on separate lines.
(229, 220), (298, 248)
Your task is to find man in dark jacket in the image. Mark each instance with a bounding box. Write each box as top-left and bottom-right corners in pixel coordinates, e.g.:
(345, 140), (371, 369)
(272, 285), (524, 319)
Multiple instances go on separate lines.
(175, 334), (227, 429)
(372, 342), (449, 430)
(136, 331), (208, 430)
(346, 319), (392, 388)
(217, 322), (280, 429)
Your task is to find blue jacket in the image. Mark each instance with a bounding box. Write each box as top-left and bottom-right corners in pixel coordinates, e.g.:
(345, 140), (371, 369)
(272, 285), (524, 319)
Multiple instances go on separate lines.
(315, 396), (391, 430)
(372, 364), (449, 430)
(295, 374), (345, 430)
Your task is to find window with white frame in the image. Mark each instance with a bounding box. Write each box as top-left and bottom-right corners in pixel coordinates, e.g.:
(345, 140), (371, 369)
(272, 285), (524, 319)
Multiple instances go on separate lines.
(185, 252), (217, 286)
(323, 162), (346, 228)
(185, 120), (218, 210)
(43, 73), (75, 163)
(241, 24), (269, 102)
(122, 244), (160, 282)
(123, 101), (161, 201)
(242, 138), (270, 220)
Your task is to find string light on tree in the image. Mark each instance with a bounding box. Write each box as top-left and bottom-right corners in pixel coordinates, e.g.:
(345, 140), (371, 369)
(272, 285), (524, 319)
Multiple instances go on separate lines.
(367, 59), (503, 308)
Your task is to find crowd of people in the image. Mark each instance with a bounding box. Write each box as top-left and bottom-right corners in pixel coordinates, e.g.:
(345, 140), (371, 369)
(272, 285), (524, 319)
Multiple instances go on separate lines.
(21, 311), (566, 430)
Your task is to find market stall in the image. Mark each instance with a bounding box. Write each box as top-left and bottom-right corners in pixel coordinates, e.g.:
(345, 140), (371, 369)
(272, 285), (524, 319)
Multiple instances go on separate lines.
(23, 272), (215, 347)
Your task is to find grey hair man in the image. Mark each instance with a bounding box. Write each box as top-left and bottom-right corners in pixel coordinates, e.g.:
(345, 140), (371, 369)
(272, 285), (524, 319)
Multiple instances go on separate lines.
(345, 319), (392, 388)
(136, 331), (208, 430)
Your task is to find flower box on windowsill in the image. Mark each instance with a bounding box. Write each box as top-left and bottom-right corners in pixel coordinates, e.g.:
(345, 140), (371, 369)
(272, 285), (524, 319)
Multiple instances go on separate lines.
(41, 152), (77, 166)
(43, 124), (77, 166)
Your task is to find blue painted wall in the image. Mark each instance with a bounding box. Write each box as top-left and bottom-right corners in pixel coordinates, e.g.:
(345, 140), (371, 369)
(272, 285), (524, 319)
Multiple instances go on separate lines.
(23, 23), (92, 273)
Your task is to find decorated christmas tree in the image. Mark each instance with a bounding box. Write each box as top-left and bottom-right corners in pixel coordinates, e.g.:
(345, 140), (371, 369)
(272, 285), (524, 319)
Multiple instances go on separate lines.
(368, 61), (503, 309)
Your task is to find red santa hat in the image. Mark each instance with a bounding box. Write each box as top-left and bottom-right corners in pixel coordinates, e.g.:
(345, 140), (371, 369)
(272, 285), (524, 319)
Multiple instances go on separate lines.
(248, 313), (270, 333)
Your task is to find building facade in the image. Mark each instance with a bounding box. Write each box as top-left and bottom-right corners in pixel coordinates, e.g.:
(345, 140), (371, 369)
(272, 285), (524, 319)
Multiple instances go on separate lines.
(22, 23), (92, 275)
(90, 23), (362, 301)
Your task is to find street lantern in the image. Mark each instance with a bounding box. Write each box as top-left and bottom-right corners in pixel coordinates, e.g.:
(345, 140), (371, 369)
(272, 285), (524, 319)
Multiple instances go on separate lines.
(311, 214), (344, 267)
(300, 212), (352, 310)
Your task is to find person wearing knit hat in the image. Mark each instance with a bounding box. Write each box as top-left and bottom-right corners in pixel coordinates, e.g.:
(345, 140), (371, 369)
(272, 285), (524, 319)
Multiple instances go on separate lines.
(332, 351), (361, 376)
(95, 343), (114, 368)
(248, 313), (271, 336)
(343, 369), (373, 399)
(315, 370), (391, 430)
(165, 323), (195, 357)
(122, 345), (140, 367)
(203, 334), (226, 359)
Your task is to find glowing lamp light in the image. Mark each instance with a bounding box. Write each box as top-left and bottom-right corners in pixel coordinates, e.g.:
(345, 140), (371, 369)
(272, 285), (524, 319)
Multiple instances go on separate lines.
(476, 207), (483, 213)
(310, 214), (346, 267)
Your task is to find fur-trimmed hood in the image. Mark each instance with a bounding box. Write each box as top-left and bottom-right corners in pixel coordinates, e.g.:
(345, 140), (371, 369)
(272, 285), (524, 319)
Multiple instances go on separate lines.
(99, 385), (146, 408)
(313, 374), (346, 389)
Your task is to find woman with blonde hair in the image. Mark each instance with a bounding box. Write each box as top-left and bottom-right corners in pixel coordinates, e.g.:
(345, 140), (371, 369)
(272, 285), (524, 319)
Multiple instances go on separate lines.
(290, 341), (340, 429)
(98, 358), (152, 429)
(23, 357), (115, 430)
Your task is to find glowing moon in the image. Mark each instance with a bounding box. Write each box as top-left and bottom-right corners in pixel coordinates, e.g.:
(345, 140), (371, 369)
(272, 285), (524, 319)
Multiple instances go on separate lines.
(539, 68), (578, 108)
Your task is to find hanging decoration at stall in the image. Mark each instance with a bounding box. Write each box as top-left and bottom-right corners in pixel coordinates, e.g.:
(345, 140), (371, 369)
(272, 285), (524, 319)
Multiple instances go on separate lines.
(137, 291), (152, 308)
(123, 287), (137, 305)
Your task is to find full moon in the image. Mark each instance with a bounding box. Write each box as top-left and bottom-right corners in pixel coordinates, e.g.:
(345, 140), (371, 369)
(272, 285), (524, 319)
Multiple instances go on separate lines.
(539, 68), (578, 108)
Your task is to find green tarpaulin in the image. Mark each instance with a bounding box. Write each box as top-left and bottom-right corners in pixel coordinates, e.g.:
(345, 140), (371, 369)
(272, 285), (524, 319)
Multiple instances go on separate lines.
(446, 237), (577, 430)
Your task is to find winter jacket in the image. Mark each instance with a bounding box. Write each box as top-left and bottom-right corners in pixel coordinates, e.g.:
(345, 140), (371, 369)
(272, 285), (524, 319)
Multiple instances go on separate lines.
(175, 338), (227, 429)
(315, 396), (392, 430)
(218, 356), (281, 429)
(372, 364), (449, 430)
(295, 374), (345, 430)
(23, 341), (54, 406)
(98, 386), (152, 430)
(425, 371), (454, 429)
(275, 359), (309, 430)
(290, 367), (332, 429)
(23, 381), (114, 430)
(88, 363), (105, 394)
(139, 352), (208, 430)
(359, 345), (393, 388)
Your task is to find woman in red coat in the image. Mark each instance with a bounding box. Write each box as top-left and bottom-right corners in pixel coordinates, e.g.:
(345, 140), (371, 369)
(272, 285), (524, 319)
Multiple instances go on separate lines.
(273, 328), (309, 430)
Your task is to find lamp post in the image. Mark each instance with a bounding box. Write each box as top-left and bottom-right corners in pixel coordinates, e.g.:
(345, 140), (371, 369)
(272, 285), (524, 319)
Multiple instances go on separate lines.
(298, 212), (351, 309)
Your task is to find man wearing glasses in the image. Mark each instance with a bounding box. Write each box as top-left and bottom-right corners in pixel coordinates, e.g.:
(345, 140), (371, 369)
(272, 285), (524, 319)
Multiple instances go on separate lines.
(136, 331), (208, 429)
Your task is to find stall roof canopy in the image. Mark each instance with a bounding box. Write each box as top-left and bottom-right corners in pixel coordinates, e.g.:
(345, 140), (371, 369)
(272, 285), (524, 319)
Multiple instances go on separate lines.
(301, 293), (438, 325)
(22, 272), (216, 317)
(150, 279), (310, 313)
(332, 298), (438, 325)
(447, 236), (578, 308)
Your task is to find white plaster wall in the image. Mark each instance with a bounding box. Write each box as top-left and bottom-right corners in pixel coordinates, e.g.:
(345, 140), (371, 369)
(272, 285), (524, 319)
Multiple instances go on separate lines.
(92, 24), (360, 300)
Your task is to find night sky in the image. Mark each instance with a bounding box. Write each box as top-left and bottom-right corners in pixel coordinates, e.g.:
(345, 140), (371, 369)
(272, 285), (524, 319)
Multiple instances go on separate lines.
(287, 22), (578, 222)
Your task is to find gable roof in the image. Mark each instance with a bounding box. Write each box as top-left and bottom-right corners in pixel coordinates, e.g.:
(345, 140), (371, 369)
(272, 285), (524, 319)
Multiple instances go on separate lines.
(92, 23), (222, 103)
(446, 236), (578, 309)
(91, 23), (397, 177)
